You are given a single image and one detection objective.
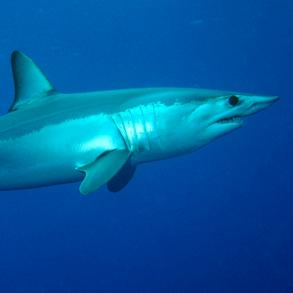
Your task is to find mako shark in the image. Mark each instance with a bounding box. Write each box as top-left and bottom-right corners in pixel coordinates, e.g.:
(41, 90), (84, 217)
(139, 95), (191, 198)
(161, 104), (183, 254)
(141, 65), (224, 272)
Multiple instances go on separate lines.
(0, 51), (278, 195)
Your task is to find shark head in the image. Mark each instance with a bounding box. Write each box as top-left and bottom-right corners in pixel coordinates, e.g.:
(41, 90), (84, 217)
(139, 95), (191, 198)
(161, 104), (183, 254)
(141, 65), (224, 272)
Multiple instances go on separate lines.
(190, 92), (279, 146)
(155, 89), (279, 156)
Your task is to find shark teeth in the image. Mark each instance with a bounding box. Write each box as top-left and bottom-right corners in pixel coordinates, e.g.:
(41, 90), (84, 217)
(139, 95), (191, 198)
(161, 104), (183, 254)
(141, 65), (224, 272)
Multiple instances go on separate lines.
(216, 116), (242, 124)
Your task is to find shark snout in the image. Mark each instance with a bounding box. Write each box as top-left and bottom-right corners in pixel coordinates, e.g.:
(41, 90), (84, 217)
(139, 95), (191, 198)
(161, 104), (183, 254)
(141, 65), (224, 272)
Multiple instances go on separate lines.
(260, 95), (279, 104)
(244, 95), (280, 116)
(252, 95), (279, 105)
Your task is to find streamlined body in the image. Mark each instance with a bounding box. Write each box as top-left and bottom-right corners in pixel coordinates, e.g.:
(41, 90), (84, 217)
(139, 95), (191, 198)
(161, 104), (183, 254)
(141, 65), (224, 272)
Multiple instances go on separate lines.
(0, 52), (278, 194)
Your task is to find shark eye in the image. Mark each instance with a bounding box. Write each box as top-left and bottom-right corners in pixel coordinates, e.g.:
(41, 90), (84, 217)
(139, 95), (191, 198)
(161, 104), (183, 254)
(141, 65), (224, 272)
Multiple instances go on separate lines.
(228, 95), (239, 106)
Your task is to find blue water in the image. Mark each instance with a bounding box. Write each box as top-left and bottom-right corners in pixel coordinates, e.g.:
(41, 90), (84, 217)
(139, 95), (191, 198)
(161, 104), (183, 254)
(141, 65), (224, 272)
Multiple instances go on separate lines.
(0, 0), (292, 292)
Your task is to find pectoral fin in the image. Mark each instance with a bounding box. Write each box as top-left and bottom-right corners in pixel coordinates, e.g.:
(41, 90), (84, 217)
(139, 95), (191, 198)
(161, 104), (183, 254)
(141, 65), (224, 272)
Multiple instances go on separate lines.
(77, 150), (130, 195)
(107, 159), (136, 192)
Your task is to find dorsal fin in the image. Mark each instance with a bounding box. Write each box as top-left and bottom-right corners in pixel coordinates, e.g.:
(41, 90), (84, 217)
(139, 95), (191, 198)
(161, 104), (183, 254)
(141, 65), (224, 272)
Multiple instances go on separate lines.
(9, 51), (56, 111)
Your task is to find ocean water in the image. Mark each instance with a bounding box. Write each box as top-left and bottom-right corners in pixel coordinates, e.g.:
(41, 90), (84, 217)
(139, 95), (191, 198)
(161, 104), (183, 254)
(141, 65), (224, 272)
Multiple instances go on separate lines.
(0, 0), (292, 292)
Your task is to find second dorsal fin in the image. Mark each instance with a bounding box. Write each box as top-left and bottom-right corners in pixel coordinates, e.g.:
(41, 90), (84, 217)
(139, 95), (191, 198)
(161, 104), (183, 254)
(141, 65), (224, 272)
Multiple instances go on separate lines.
(9, 51), (56, 111)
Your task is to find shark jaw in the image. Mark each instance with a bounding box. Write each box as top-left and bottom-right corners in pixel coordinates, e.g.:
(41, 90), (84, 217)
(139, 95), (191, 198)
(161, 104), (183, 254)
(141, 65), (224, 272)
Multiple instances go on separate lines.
(215, 115), (243, 126)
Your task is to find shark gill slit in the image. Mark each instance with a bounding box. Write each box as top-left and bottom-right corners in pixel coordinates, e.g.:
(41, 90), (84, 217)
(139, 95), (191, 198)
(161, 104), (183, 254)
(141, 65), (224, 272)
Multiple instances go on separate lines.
(112, 105), (157, 154)
(138, 105), (151, 151)
(128, 109), (139, 151)
(111, 113), (131, 151)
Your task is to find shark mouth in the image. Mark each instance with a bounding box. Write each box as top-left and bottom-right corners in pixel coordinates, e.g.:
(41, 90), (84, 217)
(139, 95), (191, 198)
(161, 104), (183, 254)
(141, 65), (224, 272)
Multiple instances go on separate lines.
(216, 116), (242, 124)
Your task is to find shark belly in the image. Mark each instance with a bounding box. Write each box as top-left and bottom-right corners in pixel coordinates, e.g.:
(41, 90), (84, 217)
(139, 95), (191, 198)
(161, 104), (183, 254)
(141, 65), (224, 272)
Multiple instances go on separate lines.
(0, 113), (125, 190)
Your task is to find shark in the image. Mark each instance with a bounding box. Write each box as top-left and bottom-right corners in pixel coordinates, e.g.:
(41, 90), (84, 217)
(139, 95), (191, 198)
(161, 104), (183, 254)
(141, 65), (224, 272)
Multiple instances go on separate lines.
(0, 51), (279, 195)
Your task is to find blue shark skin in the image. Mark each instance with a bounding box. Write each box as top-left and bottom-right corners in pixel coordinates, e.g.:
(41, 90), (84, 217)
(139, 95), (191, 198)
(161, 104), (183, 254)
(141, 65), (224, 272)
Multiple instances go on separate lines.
(0, 51), (279, 195)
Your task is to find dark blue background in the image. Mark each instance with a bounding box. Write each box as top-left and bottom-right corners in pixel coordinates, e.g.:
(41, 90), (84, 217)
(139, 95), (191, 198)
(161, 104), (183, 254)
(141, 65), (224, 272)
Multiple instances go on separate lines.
(0, 0), (292, 292)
